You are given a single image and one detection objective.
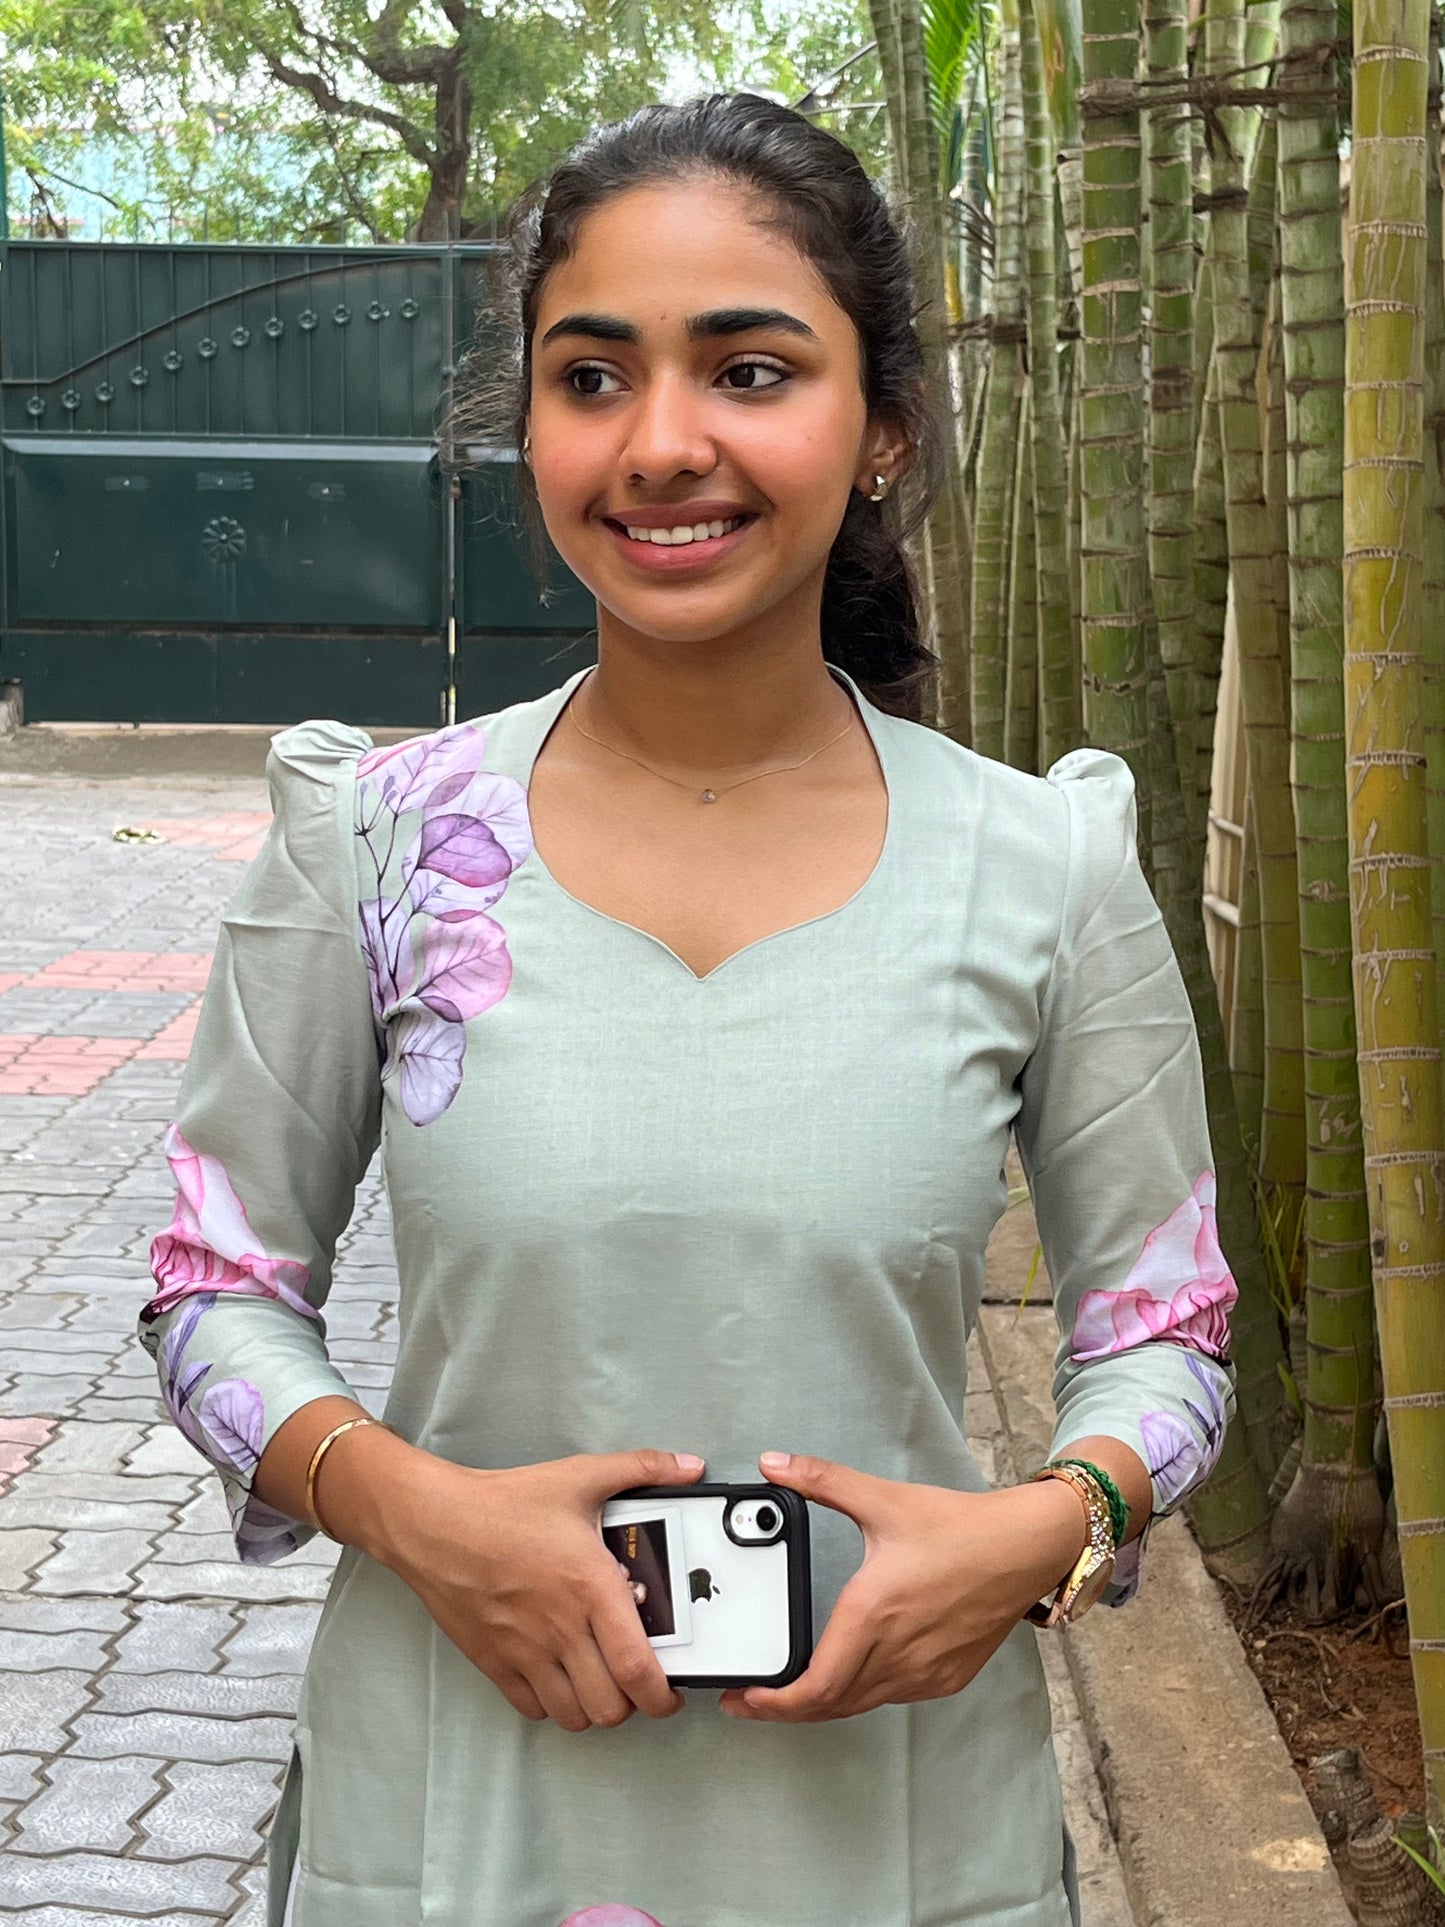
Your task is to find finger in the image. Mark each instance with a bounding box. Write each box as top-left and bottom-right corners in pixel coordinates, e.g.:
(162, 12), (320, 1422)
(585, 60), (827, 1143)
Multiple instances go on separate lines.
(574, 1448), (706, 1503)
(757, 1451), (891, 1527)
(530, 1661), (592, 1733)
(591, 1588), (684, 1721)
(733, 1615), (877, 1723)
(492, 1668), (548, 1722)
(563, 1631), (636, 1729)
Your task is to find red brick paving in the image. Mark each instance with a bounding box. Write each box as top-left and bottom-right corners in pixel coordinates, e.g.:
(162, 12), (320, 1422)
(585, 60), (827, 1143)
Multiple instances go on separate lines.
(135, 812), (271, 862)
(0, 1034), (151, 1096)
(0, 1416), (57, 1496)
(135, 1005), (201, 1061)
(24, 950), (212, 994)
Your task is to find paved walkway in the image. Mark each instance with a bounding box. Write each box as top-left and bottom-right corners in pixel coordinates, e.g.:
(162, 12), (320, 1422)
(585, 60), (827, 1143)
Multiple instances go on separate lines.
(0, 751), (1132, 1926)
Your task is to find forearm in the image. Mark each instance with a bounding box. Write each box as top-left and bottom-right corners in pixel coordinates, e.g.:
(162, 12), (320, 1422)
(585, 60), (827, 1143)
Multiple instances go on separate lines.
(1041, 1433), (1152, 1546)
(252, 1396), (439, 1568)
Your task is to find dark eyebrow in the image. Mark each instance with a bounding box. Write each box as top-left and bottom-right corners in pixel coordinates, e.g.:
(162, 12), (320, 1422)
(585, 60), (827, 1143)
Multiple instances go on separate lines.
(538, 307), (819, 348)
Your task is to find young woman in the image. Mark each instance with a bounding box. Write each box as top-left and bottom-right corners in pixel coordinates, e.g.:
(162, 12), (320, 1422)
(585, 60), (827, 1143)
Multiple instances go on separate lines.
(139, 94), (1235, 1927)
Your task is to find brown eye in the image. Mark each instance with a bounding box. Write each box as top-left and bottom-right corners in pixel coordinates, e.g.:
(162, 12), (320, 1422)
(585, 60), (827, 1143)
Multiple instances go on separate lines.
(722, 361), (786, 392)
(567, 365), (621, 396)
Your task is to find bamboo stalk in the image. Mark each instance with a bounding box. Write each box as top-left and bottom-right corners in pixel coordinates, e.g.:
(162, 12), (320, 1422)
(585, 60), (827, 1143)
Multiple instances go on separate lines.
(1006, 397), (1041, 769)
(1344, 0), (1445, 1821)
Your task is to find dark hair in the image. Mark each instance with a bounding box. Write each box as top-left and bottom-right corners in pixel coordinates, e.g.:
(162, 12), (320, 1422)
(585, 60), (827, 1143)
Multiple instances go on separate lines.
(453, 92), (943, 722)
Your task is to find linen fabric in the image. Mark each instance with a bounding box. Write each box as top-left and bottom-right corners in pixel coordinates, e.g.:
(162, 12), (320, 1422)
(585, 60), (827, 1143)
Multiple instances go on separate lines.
(138, 663), (1236, 1927)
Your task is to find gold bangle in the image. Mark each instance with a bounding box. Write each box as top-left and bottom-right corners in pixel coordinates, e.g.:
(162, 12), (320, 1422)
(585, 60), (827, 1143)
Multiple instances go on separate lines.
(304, 1416), (387, 1542)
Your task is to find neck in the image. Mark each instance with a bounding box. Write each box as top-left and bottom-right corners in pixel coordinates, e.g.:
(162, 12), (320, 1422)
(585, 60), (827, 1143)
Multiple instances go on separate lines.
(583, 589), (856, 775)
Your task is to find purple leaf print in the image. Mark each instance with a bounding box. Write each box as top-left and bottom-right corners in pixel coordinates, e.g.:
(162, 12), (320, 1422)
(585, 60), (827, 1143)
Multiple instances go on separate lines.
(394, 1011), (467, 1128)
(355, 719), (532, 1127)
(194, 1377), (265, 1477)
(557, 1910), (667, 1927)
(417, 812), (513, 891)
(1139, 1353), (1231, 1510)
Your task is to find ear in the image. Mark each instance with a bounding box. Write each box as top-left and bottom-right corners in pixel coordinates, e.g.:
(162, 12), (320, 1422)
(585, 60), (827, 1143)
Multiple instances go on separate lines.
(853, 419), (912, 497)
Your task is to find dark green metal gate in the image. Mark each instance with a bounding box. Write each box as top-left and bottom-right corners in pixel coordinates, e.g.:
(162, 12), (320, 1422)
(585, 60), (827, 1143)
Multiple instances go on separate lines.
(0, 240), (595, 725)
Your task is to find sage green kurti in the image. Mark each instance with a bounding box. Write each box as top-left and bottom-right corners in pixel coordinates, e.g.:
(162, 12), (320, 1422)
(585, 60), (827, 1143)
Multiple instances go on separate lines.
(139, 663), (1236, 1927)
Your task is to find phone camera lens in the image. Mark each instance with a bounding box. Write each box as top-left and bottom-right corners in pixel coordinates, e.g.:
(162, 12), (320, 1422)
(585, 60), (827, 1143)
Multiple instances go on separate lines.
(756, 1504), (779, 1534)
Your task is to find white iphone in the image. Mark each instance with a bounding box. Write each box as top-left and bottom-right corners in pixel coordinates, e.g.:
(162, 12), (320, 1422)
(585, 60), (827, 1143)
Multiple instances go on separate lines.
(599, 1483), (813, 1688)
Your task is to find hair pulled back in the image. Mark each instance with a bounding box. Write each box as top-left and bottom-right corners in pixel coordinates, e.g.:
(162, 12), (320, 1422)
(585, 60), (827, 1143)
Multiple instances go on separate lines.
(459, 92), (942, 722)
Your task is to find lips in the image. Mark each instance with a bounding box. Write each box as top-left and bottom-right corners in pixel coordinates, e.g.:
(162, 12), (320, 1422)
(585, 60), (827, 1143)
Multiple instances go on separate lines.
(600, 510), (755, 571)
(618, 515), (746, 546)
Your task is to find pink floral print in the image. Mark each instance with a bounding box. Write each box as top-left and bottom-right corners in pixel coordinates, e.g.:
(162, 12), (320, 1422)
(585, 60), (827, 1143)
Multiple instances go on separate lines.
(355, 720), (533, 1127)
(1139, 1352), (1231, 1511)
(1069, 1171), (1235, 1365)
(558, 1910), (667, 1926)
(145, 1124), (317, 1324)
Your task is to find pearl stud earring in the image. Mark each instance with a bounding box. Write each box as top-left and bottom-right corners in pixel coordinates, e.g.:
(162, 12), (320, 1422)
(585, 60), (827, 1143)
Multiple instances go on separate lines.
(869, 472), (891, 502)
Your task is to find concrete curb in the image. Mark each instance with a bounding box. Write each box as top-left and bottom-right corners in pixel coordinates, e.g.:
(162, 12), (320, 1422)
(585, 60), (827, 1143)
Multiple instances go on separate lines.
(977, 1301), (1354, 1927)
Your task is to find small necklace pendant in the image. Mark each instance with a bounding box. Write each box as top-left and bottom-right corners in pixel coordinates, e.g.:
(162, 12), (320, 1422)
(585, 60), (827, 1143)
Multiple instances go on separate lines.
(700, 788), (718, 804)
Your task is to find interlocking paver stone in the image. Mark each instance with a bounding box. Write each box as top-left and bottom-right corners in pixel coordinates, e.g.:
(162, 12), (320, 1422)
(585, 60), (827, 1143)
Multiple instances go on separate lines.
(0, 1849), (242, 1914)
(137, 1759), (282, 1861)
(219, 1603), (319, 1677)
(67, 1710), (296, 1765)
(0, 1753), (46, 1802)
(93, 1669), (300, 1720)
(10, 1756), (163, 1855)
(0, 1625), (112, 1672)
(0, 1671), (93, 1753)
(31, 1526), (157, 1594)
(112, 1600), (236, 1675)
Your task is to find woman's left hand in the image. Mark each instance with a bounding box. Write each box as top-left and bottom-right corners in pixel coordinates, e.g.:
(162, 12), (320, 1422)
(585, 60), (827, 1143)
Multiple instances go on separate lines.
(719, 1451), (1088, 1724)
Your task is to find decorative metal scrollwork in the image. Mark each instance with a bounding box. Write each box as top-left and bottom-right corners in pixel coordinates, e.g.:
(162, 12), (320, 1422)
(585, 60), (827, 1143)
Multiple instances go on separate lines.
(298, 309), (319, 331)
(202, 516), (247, 564)
(198, 338), (218, 359)
(230, 326), (251, 349)
(264, 316), (285, 339)
(400, 297), (420, 320)
(163, 350), (184, 372)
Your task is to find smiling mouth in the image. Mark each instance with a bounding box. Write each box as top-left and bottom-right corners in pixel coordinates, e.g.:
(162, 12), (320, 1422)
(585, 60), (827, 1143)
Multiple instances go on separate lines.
(610, 514), (752, 547)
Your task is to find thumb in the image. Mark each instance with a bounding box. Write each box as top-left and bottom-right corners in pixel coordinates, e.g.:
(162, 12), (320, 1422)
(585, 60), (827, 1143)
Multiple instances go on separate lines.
(582, 1447), (706, 1501)
(758, 1450), (886, 1524)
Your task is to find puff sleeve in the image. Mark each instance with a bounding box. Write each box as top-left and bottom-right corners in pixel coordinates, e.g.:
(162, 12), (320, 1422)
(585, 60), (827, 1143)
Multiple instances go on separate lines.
(137, 720), (382, 1565)
(1013, 749), (1237, 1604)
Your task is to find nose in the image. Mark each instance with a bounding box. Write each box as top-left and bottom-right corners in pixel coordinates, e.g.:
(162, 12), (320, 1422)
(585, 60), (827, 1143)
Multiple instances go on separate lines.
(618, 368), (717, 485)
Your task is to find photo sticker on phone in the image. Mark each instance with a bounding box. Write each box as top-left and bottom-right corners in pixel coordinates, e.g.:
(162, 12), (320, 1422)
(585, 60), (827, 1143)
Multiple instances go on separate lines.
(601, 1508), (691, 1646)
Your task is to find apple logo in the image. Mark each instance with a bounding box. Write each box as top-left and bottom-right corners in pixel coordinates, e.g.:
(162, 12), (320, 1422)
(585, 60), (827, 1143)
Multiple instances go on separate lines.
(689, 1567), (718, 1603)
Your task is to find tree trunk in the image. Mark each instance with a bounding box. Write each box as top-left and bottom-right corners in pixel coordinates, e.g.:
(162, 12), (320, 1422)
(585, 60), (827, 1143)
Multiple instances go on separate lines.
(1191, 338), (1231, 839)
(1078, 0), (1153, 847)
(1270, 0), (1381, 1607)
(1344, 0), (1445, 1819)
(1021, 0), (1082, 767)
(1424, 21), (1445, 1061)
(1006, 397), (1040, 769)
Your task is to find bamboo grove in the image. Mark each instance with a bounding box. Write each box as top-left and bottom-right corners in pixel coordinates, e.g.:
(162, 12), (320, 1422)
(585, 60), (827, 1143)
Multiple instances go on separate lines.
(863, 0), (1445, 1835)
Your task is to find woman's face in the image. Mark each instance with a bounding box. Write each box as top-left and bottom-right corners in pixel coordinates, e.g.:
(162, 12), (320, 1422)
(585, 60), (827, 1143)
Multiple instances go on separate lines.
(526, 177), (899, 650)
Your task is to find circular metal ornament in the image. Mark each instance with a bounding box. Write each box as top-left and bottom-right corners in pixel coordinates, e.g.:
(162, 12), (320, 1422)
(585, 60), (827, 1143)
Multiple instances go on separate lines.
(129, 366), (150, 388)
(264, 316), (285, 339)
(332, 303), (352, 326)
(230, 326), (251, 349)
(198, 337), (218, 359)
(163, 350), (184, 372)
(399, 297), (420, 320)
(61, 389), (82, 412)
(25, 395), (45, 419)
(298, 309), (319, 331)
(96, 381), (116, 404)
(202, 515), (247, 564)
(367, 299), (389, 322)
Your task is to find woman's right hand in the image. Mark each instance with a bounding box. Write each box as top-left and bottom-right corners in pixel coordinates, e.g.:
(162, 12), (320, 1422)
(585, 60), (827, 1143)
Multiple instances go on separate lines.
(367, 1444), (706, 1731)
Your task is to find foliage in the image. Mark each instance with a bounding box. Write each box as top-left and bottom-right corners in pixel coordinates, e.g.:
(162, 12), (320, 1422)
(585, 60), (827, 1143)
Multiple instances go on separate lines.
(1, 0), (876, 241)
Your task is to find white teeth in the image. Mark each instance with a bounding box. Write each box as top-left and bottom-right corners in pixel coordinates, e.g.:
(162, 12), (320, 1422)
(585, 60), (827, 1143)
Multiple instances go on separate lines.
(621, 517), (742, 545)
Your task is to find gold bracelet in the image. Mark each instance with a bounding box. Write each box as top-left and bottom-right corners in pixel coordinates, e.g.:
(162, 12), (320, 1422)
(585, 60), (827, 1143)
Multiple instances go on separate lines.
(304, 1416), (388, 1542)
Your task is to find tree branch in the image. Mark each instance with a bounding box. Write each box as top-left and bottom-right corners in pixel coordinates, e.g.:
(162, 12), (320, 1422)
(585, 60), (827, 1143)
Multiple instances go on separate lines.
(360, 0), (456, 85)
(259, 51), (436, 170)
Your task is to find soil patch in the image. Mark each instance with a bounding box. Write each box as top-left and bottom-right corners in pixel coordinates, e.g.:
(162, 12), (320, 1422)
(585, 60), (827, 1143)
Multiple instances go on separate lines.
(1217, 1587), (1423, 1820)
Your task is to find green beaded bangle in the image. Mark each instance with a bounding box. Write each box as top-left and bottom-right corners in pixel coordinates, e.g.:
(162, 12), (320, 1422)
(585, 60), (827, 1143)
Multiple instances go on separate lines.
(1045, 1457), (1128, 1546)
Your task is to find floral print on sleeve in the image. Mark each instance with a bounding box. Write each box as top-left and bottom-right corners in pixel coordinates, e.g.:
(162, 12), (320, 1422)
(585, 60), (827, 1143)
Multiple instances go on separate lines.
(1069, 1171), (1236, 1365)
(145, 1124), (317, 1324)
(558, 1910), (667, 1926)
(354, 721), (533, 1128)
(150, 1293), (305, 1564)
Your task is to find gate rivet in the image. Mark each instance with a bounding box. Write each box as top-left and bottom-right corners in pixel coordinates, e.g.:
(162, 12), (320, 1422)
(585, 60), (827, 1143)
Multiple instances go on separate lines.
(367, 300), (389, 322)
(298, 309), (319, 331)
(96, 382), (116, 404)
(62, 389), (82, 411)
(230, 327), (251, 349)
(400, 298), (420, 320)
(264, 317), (285, 339)
(130, 366), (150, 388)
(163, 350), (184, 372)
(26, 396), (45, 418)
(198, 338), (218, 360)
(333, 304), (352, 325)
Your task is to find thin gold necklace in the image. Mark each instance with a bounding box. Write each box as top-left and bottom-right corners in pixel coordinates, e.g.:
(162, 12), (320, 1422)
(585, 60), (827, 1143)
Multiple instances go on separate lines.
(567, 691), (856, 804)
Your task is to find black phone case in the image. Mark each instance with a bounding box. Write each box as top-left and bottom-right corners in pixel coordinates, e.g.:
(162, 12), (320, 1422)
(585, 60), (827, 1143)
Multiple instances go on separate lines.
(608, 1481), (814, 1689)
